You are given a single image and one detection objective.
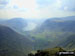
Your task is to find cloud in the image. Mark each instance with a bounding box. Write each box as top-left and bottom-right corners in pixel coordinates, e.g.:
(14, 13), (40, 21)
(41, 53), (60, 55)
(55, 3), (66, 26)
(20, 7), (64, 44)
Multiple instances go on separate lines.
(58, 0), (75, 11)
(0, 8), (40, 19)
(0, 0), (40, 19)
(6, 0), (38, 9)
(0, 0), (9, 9)
(38, 7), (75, 19)
(38, 0), (75, 11)
(0, 0), (8, 5)
(0, 0), (75, 19)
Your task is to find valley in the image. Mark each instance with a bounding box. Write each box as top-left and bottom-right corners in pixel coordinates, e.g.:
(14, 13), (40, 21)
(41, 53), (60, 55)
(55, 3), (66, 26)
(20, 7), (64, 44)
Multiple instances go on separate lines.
(0, 16), (75, 56)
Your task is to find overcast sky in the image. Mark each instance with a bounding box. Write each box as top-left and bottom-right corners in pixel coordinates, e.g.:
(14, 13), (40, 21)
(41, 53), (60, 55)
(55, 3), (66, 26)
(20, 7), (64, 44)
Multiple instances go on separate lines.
(0, 0), (75, 19)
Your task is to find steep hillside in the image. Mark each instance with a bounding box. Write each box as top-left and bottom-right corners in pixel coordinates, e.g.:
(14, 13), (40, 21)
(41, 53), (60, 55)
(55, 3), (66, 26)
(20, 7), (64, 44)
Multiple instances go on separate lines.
(37, 18), (75, 32)
(0, 25), (32, 56)
(29, 16), (75, 50)
(58, 34), (75, 50)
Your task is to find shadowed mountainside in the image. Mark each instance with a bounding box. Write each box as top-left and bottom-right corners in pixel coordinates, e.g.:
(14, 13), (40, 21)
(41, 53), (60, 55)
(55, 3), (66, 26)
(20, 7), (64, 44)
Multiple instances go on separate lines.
(0, 25), (32, 56)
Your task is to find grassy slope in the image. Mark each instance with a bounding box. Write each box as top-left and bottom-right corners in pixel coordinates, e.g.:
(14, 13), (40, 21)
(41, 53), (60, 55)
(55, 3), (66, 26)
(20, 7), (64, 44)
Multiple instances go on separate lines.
(0, 25), (32, 56)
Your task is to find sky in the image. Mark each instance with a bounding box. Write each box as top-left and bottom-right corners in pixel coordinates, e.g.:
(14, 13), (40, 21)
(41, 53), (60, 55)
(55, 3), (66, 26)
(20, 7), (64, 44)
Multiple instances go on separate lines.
(0, 0), (75, 19)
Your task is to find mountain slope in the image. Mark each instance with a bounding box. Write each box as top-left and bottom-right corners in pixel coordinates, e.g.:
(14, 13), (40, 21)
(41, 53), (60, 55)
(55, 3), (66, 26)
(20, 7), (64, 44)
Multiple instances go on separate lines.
(38, 17), (75, 32)
(29, 16), (75, 50)
(0, 25), (32, 56)
(0, 18), (27, 32)
(58, 34), (75, 50)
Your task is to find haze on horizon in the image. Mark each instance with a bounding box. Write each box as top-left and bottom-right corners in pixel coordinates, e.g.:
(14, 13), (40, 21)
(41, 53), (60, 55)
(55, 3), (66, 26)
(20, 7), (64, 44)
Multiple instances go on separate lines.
(0, 0), (75, 19)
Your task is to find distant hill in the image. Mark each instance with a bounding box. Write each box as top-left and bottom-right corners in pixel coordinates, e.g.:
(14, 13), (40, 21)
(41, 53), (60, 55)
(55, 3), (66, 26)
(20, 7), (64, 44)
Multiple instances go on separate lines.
(0, 18), (27, 32)
(0, 25), (32, 56)
(29, 16), (75, 50)
(0, 18), (46, 32)
(37, 16), (75, 32)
